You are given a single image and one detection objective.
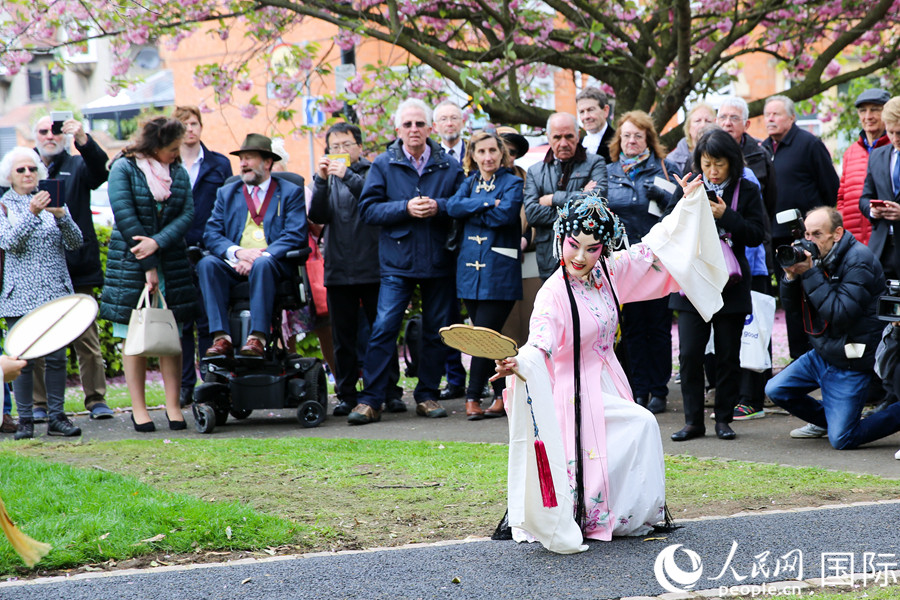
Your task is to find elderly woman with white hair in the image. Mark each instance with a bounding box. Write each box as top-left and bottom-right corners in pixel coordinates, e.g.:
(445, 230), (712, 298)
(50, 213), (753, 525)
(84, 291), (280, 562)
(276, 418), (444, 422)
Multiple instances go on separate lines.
(0, 146), (83, 440)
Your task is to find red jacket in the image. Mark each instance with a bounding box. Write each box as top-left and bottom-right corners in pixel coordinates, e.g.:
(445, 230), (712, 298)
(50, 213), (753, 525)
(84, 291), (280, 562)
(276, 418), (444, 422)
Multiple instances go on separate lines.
(837, 131), (889, 245)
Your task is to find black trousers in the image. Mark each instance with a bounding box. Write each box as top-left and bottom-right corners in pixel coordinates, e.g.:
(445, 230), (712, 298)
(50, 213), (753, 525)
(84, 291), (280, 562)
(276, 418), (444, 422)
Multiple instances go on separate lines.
(463, 298), (515, 400)
(327, 283), (401, 405)
(678, 310), (745, 426)
(622, 297), (672, 400)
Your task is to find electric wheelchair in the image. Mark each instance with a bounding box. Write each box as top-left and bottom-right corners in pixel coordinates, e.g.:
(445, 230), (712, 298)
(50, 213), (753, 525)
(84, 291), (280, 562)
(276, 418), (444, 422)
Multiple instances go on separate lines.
(188, 233), (328, 434)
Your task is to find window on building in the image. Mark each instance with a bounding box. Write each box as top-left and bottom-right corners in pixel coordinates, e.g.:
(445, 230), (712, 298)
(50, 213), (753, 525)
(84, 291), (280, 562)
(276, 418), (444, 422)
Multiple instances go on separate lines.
(27, 68), (43, 102)
(49, 72), (65, 98)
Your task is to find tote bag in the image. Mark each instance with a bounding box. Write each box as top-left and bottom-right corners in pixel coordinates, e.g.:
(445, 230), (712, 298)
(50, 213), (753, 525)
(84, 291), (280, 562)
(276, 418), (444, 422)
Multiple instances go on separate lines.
(739, 291), (776, 372)
(124, 286), (181, 357)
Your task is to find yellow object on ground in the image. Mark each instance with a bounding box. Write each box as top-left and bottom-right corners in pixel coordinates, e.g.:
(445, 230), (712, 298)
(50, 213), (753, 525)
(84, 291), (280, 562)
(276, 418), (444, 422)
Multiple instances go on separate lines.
(0, 492), (51, 567)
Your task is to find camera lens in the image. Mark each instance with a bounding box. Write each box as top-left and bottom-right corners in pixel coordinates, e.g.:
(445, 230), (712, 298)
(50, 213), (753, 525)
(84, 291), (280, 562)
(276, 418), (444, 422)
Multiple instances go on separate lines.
(775, 245), (802, 268)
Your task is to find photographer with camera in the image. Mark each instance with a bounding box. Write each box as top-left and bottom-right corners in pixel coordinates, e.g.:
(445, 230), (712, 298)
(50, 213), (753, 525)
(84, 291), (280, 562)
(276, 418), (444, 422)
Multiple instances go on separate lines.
(765, 207), (900, 449)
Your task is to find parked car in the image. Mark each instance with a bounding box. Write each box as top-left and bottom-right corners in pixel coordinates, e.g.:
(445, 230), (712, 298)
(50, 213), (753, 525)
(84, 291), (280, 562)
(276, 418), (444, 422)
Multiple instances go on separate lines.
(90, 182), (114, 227)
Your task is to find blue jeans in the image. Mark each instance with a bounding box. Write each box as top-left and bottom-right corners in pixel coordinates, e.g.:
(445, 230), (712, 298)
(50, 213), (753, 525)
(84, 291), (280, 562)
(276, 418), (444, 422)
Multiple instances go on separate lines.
(765, 350), (900, 449)
(359, 274), (454, 408)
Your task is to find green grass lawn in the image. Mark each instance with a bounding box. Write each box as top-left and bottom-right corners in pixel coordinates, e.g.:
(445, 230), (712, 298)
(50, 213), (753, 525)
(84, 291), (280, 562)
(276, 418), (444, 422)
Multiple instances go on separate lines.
(1, 438), (898, 577)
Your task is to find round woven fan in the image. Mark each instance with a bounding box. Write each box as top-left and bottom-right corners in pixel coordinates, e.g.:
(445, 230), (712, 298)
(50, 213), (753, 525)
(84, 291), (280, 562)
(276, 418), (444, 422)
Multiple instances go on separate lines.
(439, 324), (525, 381)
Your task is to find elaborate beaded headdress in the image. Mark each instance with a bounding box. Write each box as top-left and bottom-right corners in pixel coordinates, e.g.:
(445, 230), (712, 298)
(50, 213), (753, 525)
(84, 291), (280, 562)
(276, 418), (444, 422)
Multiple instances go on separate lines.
(553, 194), (624, 261)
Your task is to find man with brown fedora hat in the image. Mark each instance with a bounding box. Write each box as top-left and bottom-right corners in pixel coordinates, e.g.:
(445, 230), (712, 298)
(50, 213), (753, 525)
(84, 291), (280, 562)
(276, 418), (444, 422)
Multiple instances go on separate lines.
(198, 133), (307, 358)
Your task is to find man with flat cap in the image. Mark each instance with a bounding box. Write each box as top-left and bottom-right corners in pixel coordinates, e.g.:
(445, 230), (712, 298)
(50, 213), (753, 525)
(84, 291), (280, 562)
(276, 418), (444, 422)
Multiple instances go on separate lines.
(838, 88), (891, 245)
(198, 133), (307, 357)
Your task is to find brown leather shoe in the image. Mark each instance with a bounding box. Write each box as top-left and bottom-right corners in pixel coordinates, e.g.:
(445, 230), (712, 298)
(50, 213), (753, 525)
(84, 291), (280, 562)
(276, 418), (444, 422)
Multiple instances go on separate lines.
(465, 400), (484, 421)
(347, 403), (381, 425)
(1, 413), (16, 433)
(205, 337), (233, 357)
(239, 337), (265, 357)
(483, 396), (506, 418)
(416, 399), (448, 418)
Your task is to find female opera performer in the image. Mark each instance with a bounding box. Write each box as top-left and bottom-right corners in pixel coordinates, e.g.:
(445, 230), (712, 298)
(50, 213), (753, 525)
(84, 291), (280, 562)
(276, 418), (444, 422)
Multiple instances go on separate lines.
(494, 189), (724, 553)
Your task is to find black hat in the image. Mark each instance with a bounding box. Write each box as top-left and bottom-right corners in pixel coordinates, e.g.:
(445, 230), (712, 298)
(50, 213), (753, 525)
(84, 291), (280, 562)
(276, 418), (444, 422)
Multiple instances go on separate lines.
(496, 126), (530, 159)
(230, 133), (282, 161)
(854, 89), (891, 107)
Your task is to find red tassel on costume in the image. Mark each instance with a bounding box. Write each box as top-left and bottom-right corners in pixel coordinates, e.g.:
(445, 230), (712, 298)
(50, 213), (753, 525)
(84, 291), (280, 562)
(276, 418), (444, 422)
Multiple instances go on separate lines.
(534, 439), (558, 508)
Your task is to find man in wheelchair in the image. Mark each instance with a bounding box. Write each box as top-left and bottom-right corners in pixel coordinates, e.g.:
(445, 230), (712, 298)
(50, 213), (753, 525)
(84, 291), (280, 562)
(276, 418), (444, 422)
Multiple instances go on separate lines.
(197, 133), (307, 358)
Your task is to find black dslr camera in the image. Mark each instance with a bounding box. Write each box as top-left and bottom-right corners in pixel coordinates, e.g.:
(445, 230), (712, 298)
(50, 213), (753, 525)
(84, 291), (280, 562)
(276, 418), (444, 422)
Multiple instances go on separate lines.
(877, 280), (900, 322)
(774, 209), (819, 268)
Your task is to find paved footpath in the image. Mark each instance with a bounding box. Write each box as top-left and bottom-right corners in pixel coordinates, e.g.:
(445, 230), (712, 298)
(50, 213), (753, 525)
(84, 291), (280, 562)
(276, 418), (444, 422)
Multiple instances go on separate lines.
(2, 501), (899, 599)
(4, 385), (900, 598)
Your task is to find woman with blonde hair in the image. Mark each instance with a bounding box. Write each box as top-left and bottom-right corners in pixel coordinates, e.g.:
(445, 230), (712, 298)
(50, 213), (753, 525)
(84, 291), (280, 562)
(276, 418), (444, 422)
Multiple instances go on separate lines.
(667, 102), (716, 174)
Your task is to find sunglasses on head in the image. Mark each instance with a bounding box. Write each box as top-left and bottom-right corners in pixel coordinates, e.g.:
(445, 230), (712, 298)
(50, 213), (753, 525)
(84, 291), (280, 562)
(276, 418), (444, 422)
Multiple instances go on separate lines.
(401, 121), (427, 129)
(15, 166), (39, 174)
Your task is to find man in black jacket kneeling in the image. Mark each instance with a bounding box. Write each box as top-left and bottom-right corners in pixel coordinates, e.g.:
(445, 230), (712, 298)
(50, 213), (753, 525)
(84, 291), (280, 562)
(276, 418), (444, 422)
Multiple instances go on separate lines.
(766, 206), (900, 449)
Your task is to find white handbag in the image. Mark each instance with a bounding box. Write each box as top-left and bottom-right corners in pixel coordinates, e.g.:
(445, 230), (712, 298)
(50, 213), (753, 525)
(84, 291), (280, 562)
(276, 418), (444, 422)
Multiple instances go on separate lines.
(124, 286), (181, 357)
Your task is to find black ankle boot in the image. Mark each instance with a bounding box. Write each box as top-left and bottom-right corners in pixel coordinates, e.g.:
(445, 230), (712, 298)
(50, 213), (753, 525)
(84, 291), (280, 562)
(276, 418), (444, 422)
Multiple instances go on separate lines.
(14, 417), (34, 440)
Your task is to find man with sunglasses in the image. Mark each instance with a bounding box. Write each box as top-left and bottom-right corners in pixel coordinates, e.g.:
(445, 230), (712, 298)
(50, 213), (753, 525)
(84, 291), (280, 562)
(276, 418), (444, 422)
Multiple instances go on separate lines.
(352, 99), (465, 425)
(27, 114), (112, 422)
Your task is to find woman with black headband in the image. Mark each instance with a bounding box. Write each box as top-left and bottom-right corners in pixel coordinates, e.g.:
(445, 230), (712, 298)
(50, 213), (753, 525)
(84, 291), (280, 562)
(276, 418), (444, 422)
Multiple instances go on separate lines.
(494, 193), (689, 548)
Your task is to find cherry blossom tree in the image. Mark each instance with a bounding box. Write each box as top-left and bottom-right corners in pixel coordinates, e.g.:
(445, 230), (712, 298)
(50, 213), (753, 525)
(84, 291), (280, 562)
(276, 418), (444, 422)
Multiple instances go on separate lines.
(2, 0), (899, 144)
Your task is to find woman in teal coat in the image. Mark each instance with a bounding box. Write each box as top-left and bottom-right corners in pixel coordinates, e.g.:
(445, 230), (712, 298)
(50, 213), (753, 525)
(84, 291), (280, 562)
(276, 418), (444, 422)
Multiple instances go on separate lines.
(100, 116), (197, 432)
(447, 131), (523, 420)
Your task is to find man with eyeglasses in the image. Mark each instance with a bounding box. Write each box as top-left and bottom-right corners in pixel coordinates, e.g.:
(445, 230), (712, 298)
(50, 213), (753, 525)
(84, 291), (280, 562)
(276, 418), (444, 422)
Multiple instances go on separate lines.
(309, 122), (405, 417)
(26, 114), (113, 422)
(431, 100), (470, 401)
(433, 101), (466, 162)
(353, 99), (465, 425)
(716, 96), (778, 422)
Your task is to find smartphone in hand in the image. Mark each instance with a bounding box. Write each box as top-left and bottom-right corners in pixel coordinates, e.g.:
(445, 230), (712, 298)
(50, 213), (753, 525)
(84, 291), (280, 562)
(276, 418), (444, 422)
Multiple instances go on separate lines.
(38, 179), (65, 208)
(870, 199), (887, 208)
(705, 189), (719, 202)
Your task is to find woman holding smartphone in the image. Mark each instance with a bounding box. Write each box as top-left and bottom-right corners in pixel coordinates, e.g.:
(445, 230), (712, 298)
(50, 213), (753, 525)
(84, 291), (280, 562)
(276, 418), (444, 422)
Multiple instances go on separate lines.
(0, 146), (83, 440)
(667, 128), (767, 441)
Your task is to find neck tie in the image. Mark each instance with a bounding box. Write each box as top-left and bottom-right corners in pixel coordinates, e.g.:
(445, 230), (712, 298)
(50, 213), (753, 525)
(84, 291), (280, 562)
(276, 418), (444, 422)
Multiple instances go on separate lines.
(893, 153), (900, 197)
(251, 186), (261, 211)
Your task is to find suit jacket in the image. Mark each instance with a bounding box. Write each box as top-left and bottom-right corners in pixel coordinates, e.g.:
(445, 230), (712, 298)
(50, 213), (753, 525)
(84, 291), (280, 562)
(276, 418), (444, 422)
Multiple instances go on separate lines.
(859, 144), (900, 266)
(184, 142), (232, 247)
(203, 174), (307, 261)
(579, 123), (614, 164)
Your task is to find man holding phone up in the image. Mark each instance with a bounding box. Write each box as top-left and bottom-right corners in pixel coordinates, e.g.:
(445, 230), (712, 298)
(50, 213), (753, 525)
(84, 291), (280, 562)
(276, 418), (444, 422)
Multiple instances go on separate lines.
(29, 113), (113, 421)
(861, 96), (900, 281)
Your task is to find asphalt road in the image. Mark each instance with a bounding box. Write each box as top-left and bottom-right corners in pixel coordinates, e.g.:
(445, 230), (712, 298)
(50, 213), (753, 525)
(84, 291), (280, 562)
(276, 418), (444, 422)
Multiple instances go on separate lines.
(2, 502), (899, 599)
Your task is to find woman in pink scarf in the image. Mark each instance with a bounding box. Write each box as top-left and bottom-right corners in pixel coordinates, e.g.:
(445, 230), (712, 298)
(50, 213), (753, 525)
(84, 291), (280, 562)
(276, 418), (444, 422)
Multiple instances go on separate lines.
(100, 117), (197, 432)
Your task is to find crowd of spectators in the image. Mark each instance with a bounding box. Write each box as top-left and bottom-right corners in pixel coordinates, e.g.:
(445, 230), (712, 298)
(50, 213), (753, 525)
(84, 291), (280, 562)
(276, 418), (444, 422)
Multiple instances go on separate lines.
(1, 86), (899, 454)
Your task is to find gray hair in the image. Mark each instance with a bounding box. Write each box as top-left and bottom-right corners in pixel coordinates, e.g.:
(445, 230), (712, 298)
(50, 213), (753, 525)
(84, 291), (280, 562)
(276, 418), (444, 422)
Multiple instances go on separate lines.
(546, 112), (577, 133)
(394, 98), (433, 128)
(434, 100), (463, 119)
(0, 146), (48, 188)
(718, 97), (749, 121)
(765, 94), (795, 119)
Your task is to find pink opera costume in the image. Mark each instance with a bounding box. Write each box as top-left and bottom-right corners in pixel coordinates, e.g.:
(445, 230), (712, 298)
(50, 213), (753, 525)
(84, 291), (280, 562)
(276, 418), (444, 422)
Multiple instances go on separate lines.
(504, 187), (727, 553)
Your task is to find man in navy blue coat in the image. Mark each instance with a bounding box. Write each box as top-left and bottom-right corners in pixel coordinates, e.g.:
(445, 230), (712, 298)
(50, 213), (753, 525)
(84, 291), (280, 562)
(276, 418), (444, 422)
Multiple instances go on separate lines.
(351, 99), (465, 425)
(174, 106), (232, 406)
(198, 134), (307, 358)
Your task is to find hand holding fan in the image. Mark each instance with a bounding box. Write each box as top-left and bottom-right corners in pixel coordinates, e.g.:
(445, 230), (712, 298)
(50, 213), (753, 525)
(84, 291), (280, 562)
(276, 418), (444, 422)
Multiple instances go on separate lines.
(438, 324), (526, 381)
